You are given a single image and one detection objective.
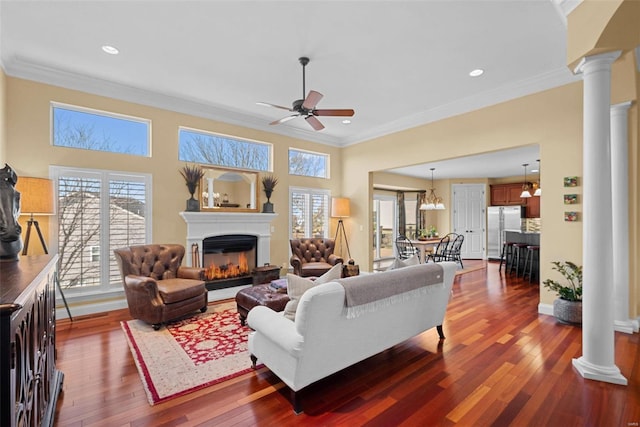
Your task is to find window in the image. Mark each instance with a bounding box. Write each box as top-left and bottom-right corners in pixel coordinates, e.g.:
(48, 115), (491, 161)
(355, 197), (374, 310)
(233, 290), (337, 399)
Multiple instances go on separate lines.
(51, 103), (150, 156)
(288, 148), (329, 178)
(89, 246), (100, 263)
(290, 187), (330, 239)
(51, 166), (152, 294)
(179, 127), (272, 171)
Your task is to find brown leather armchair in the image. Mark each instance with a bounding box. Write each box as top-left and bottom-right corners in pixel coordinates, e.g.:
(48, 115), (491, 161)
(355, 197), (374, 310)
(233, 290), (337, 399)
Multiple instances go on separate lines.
(114, 244), (208, 330)
(289, 238), (344, 277)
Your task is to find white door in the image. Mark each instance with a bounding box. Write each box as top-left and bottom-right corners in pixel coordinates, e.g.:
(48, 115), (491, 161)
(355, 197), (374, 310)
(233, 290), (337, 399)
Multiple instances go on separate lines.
(452, 184), (486, 259)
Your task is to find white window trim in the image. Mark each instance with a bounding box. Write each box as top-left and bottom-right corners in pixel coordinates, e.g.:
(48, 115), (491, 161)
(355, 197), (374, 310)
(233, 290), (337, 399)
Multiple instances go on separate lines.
(289, 186), (331, 239)
(288, 147), (330, 179)
(50, 101), (152, 157)
(178, 126), (274, 172)
(49, 165), (153, 298)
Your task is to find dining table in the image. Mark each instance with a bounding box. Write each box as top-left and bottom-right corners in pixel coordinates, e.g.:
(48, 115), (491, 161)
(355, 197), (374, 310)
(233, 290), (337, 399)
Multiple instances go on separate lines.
(409, 237), (442, 263)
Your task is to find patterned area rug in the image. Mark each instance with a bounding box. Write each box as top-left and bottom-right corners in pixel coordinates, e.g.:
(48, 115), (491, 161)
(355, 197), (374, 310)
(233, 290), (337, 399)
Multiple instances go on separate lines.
(121, 301), (257, 405)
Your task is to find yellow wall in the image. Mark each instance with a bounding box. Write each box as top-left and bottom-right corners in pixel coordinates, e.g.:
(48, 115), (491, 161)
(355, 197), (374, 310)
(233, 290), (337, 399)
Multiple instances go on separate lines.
(0, 68), (6, 164)
(343, 82), (585, 306)
(5, 76), (342, 269)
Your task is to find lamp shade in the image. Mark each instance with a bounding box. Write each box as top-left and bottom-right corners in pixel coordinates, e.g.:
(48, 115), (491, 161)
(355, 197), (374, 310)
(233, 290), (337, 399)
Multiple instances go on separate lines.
(15, 177), (54, 215)
(331, 197), (350, 218)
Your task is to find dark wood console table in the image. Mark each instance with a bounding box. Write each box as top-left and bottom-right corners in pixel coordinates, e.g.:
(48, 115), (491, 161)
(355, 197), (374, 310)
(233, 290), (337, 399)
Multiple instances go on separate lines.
(0, 255), (63, 427)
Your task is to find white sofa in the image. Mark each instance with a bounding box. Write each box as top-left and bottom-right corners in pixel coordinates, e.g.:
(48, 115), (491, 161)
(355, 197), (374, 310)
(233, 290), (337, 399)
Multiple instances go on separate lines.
(247, 261), (457, 413)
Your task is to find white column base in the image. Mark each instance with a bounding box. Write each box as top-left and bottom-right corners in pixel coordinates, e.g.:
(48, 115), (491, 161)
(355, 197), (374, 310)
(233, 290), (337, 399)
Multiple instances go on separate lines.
(613, 319), (638, 334)
(572, 357), (628, 385)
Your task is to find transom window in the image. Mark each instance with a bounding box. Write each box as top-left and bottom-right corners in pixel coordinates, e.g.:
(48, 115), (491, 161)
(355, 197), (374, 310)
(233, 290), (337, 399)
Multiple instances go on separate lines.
(288, 148), (329, 178)
(179, 127), (272, 172)
(290, 187), (330, 239)
(51, 102), (150, 156)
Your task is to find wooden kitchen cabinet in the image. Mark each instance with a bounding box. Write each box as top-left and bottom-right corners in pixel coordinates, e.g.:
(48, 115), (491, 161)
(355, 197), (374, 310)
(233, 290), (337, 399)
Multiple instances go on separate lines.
(525, 195), (540, 218)
(490, 183), (524, 206)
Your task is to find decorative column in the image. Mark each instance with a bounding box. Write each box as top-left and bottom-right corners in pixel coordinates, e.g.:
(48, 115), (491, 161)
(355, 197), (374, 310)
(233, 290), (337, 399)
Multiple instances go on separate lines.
(572, 51), (627, 385)
(611, 101), (638, 334)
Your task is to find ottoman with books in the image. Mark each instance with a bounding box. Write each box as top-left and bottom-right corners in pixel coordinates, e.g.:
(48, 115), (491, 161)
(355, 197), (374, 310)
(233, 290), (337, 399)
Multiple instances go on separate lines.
(235, 283), (289, 326)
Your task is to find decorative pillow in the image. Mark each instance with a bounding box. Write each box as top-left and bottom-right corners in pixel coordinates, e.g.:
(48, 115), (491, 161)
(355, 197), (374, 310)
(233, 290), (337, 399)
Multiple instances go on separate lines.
(283, 263), (343, 321)
(386, 255), (420, 271)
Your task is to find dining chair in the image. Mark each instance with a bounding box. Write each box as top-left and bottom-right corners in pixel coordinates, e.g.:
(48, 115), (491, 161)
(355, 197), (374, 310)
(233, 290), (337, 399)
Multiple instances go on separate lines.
(395, 235), (419, 260)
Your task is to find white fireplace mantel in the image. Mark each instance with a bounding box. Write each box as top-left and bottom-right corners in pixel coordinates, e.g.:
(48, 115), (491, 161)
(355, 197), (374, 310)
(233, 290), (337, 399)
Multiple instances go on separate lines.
(179, 211), (278, 267)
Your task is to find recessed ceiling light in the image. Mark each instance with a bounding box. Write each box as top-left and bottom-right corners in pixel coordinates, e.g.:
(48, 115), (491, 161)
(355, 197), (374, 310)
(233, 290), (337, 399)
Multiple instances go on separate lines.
(469, 68), (484, 77)
(101, 45), (119, 55)
(342, 119), (351, 124)
(531, 169), (539, 173)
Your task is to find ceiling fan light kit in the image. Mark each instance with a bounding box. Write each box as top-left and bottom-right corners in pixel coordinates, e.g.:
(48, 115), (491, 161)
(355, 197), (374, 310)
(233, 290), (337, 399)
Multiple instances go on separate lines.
(258, 56), (355, 131)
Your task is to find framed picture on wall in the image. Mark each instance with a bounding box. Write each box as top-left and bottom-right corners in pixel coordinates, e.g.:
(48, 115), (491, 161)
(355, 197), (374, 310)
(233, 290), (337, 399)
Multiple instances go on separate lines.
(564, 176), (579, 187)
(564, 211), (579, 222)
(564, 194), (578, 204)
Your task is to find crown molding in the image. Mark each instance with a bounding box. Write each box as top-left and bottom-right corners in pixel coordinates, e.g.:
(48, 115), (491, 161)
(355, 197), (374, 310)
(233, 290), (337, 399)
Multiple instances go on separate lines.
(3, 55), (343, 147)
(341, 66), (581, 146)
(3, 55), (581, 149)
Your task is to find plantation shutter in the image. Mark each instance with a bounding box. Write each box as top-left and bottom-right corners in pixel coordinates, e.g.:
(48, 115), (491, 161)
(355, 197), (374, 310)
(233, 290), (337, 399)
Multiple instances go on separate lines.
(289, 188), (330, 239)
(53, 167), (151, 293)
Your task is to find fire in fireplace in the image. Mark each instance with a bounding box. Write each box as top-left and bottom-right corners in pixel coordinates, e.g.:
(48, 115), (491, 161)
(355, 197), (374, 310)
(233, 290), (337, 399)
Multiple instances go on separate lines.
(202, 234), (257, 289)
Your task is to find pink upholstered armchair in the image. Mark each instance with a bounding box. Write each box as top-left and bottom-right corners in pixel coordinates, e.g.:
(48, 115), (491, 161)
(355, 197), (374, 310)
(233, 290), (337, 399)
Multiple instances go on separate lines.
(114, 244), (208, 330)
(289, 238), (344, 277)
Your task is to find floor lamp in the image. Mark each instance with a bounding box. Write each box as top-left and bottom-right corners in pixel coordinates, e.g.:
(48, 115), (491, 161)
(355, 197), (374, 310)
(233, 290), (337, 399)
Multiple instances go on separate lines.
(16, 177), (72, 320)
(331, 197), (352, 261)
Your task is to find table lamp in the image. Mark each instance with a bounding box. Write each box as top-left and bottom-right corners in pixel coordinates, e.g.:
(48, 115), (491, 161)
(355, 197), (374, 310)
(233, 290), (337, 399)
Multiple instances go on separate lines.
(15, 177), (54, 255)
(331, 197), (351, 260)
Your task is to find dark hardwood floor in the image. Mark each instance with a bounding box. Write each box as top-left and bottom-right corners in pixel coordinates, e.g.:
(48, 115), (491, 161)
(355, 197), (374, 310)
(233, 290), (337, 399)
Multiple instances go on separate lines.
(54, 261), (640, 426)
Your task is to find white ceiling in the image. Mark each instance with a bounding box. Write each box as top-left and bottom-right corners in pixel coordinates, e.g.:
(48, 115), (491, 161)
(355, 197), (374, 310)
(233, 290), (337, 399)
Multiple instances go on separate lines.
(0, 0), (577, 178)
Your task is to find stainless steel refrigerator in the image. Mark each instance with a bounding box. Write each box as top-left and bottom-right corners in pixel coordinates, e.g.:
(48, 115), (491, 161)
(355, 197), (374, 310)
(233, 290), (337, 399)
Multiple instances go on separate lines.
(487, 206), (524, 260)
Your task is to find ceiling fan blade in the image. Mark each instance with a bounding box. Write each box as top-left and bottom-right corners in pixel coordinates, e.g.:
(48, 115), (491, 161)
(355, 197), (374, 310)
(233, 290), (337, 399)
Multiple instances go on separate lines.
(302, 90), (323, 110)
(270, 115), (298, 125)
(257, 102), (293, 111)
(313, 109), (355, 117)
(305, 115), (325, 131)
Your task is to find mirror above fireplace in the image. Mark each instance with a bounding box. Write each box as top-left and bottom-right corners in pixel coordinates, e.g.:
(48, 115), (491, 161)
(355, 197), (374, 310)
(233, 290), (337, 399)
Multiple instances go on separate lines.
(199, 166), (259, 212)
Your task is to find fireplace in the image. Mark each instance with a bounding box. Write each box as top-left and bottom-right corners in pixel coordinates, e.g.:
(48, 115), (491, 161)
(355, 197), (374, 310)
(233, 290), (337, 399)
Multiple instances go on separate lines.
(202, 234), (257, 289)
(180, 211), (278, 293)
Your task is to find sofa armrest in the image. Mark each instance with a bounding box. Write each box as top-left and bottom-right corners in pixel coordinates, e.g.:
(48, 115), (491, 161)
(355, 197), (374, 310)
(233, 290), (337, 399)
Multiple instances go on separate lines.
(289, 255), (303, 276)
(177, 266), (205, 280)
(328, 254), (343, 266)
(247, 306), (304, 356)
(123, 275), (163, 306)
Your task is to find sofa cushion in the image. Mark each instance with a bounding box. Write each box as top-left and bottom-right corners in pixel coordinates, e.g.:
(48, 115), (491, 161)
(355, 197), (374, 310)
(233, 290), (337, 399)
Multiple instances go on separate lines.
(283, 263), (342, 321)
(386, 255), (420, 271)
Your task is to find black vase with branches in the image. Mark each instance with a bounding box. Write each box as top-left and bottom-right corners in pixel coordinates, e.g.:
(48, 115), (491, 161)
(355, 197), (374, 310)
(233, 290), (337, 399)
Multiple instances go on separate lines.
(180, 164), (205, 212)
(261, 174), (278, 213)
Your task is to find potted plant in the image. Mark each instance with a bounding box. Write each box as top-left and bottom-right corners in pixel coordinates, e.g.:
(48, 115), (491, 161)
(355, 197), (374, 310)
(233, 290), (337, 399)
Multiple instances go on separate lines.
(543, 261), (582, 325)
(261, 174), (278, 213)
(179, 164), (205, 212)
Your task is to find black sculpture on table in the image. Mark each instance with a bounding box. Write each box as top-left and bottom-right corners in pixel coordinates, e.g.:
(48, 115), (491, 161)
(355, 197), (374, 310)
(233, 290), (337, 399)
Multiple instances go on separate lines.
(0, 164), (23, 261)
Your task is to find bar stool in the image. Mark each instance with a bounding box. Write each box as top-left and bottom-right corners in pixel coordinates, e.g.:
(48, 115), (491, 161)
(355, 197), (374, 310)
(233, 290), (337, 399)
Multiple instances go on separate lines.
(522, 245), (540, 283)
(499, 241), (515, 273)
(509, 243), (528, 276)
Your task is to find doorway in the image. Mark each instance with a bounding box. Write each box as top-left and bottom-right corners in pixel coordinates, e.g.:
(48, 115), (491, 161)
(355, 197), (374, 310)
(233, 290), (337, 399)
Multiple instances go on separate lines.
(372, 195), (396, 262)
(452, 184), (486, 259)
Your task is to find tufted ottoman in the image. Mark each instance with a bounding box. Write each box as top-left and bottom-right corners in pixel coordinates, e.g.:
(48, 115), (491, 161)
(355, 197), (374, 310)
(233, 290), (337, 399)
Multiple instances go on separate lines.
(235, 284), (290, 326)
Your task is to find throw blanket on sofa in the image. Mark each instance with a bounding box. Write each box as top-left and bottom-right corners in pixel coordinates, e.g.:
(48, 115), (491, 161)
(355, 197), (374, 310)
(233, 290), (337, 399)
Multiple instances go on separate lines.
(336, 263), (445, 319)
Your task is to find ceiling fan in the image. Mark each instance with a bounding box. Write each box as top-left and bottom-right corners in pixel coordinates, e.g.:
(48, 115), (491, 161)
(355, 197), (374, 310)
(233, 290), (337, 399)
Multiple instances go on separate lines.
(257, 57), (355, 131)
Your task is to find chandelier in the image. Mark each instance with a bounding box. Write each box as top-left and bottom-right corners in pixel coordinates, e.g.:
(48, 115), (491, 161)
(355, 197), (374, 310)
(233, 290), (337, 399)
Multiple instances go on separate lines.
(520, 163), (532, 198)
(420, 168), (445, 210)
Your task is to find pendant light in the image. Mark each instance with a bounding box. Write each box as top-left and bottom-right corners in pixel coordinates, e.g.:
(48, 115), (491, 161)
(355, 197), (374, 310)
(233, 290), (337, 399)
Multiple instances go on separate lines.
(420, 168), (445, 210)
(520, 163), (532, 198)
(533, 159), (542, 196)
